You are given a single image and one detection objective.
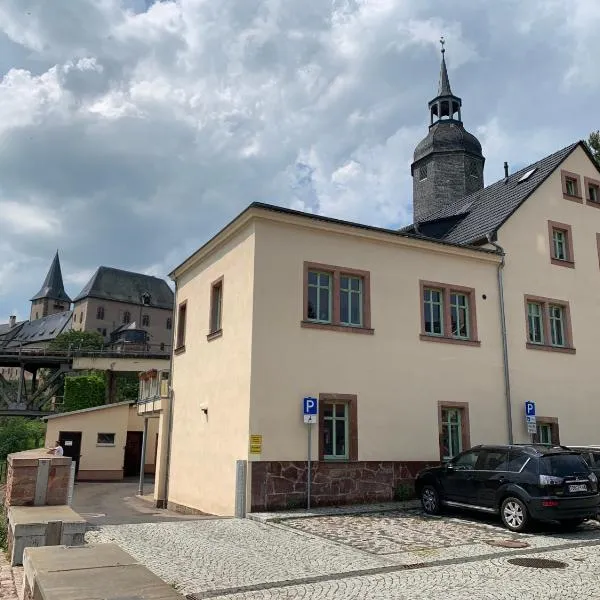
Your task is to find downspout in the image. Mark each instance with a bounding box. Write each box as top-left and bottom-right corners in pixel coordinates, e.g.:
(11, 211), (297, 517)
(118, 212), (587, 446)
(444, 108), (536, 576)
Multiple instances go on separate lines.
(163, 279), (177, 508)
(487, 234), (514, 444)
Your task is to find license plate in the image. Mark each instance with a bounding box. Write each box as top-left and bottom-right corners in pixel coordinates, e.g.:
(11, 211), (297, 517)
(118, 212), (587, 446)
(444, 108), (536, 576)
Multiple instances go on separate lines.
(569, 484), (587, 493)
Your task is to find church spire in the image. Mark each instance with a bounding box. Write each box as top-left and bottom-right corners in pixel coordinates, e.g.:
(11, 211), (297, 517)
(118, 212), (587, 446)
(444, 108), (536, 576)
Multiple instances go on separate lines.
(30, 251), (72, 320)
(427, 38), (462, 126)
(438, 37), (452, 96)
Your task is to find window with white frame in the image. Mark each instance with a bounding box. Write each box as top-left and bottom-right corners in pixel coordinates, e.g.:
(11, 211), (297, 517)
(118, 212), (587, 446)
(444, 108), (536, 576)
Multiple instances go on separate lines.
(322, 402), (348, 460)
(527, 302), (544, 344)
(307, 271), (332, 323)
(441, 407), (463, 460)
(423, 288), (443, 335)
(549, 304), (566, 347)
(450, 292), (469, 339)
(339, 275), (363, 326)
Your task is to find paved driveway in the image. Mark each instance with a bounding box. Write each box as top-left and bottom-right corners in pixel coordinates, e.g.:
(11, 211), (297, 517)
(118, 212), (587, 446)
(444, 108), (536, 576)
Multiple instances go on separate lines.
(85, 504), (600, 598)
(71, 477), (215, 526)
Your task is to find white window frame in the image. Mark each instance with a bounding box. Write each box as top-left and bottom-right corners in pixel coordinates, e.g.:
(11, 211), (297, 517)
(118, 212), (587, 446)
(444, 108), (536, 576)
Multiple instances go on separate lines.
(423, 288), (444, 336)
(441, 408), (463, 461)
(527, 302), (544, 344)
(450, 292), (470, 339)
(323, 402), (349, 460)
(307, 271), (333, 324)
(552, 229), (567, 261)
(339, 275), (363, 327)
(549, 304), (566, 347)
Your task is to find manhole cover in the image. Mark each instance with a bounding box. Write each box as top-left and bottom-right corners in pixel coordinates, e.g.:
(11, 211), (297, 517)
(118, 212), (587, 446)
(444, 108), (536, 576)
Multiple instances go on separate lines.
(508, 558), (568, 569)
(487, 539), (530, 549)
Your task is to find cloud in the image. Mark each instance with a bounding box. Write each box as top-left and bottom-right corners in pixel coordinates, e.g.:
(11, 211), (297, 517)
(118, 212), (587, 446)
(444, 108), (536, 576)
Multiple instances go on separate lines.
(0, 0), (597, 319)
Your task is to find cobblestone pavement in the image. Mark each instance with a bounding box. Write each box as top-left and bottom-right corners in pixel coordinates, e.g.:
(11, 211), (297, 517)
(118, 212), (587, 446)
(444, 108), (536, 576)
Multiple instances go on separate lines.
(86, 509), (600, 599)
(0, 554), (18, 600)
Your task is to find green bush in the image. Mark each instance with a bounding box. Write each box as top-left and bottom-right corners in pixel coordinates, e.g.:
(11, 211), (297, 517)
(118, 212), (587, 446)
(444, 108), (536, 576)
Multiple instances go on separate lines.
(62, 374), (106, 412)
(0, 418), (46, 462)
(48, 330), (104, 351)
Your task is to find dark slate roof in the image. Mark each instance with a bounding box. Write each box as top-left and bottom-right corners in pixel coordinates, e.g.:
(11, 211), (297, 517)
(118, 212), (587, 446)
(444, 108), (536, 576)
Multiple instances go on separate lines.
(405, 141), (591, 245)
(438, 54), (452, 96)
(73, 267), (174, 309)
(5, 311), (72, 348)
(413, 121), (482, 164)
(30, 252), (72, 303)
(0, 320), (26, 337)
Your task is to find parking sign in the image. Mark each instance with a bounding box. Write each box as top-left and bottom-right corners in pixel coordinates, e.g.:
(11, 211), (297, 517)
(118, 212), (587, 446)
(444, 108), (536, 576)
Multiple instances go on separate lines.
(303, 397), (317, 423)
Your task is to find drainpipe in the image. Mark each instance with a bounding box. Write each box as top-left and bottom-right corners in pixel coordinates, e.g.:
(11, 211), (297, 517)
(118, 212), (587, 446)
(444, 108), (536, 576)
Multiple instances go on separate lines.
(162, 280), (177, 508)
(487, 234), (514, 444)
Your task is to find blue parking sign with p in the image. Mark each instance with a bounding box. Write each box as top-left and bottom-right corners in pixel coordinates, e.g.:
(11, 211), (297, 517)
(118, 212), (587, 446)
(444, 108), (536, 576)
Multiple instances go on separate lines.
(303, 397), (317, 415)
(525, 401), (536, 417)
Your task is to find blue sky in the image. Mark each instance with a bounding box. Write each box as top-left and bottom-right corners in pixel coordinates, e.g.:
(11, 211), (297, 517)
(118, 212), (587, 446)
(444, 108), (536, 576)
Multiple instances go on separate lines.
(0, 0), (598, 321)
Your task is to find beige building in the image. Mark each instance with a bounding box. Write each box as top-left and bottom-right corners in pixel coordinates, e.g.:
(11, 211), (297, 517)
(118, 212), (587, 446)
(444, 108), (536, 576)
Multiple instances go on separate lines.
(161, 48), (600, 517)
(43, 401), (159, 481)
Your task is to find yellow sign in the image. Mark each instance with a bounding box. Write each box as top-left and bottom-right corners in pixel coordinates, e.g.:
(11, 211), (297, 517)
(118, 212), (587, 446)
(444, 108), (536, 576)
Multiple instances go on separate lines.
(249, 434), (262, 454)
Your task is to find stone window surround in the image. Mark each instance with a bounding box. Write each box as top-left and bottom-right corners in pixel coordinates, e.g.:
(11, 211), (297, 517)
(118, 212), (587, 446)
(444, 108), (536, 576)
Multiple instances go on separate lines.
(174, 300), (187, 355)
(524, 294), (575, 354)
(302, 261), (373, 335)
(547, 220), (575, 268)
(438, 401), (470, 462)
(208, 276), (224, 341)
(584, 176), (600, 207)
(318, 393), (358, 462)
(419, 280), (480, 347)
(531, 416), (560, 445)
(96, 306), (104, 320)
(561, 169), (583, 203)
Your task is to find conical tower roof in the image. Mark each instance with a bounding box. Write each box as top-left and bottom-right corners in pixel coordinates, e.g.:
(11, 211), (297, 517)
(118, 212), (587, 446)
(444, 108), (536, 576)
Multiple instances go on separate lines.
(438, 51), (452, 96)
(30, 251), (72, 303)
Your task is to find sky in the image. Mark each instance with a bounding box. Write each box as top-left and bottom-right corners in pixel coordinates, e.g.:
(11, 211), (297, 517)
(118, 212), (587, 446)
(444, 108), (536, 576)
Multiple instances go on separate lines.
(0, 0), (598, 321)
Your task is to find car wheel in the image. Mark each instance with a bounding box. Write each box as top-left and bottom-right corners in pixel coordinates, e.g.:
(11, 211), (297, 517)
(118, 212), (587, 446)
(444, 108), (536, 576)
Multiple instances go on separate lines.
(500, 497), (529, 532)
(421, 484), (441, 515)
(557, 518), (585, 531)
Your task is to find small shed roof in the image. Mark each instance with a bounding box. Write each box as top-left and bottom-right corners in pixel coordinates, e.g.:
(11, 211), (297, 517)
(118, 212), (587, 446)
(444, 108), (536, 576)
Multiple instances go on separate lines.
(43, 400), (134, 421)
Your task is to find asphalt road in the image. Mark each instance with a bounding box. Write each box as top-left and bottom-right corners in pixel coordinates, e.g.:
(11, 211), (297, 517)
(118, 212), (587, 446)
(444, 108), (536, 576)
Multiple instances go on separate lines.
(71, 477), (218, 526)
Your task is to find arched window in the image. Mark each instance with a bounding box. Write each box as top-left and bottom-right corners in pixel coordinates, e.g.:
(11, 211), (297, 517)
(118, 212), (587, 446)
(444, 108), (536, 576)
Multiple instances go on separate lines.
(166, 317), (172, 330)
(123, 311), (131, 324)
(97, 306), (105, 320)
(142, 314), (150, 327)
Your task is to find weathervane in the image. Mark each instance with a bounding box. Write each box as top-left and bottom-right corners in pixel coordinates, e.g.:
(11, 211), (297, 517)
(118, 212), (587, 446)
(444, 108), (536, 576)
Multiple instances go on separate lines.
(440, 36), (445, 55)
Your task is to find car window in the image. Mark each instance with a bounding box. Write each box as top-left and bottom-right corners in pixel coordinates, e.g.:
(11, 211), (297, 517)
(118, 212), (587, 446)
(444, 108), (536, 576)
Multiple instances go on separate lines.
(592, 452), (600, 466)
(539, 454), (590, 477)
(506, 451), (529, 472)
(452, 450), (480, 470)
(477, 450), (509, 471)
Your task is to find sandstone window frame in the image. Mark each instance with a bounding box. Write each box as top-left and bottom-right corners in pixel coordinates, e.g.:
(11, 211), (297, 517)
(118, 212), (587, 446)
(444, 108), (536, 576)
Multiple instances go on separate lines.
(585, 176), (600, 207)
(547, 220), (575, 268)
(438, 401), (470, 462)
(208, 276), (224, 341)
(302, 262), (373, 335)
(524, 294), (575, 354)
(419, 280), (480, 347)
(532, 417), (560, 445)
(318, 393), (358, 462)
(561, 169), (583, 203)
(174, 300), (187, 354)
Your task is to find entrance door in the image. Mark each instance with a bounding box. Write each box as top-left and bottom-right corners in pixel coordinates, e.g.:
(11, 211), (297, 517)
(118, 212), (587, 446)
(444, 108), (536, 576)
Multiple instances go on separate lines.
(123, 431), (143, 477)
(58, 431), (82, 475)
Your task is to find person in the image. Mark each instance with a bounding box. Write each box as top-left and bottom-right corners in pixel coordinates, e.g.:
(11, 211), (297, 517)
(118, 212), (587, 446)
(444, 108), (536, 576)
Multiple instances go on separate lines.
(47, 440), (64, 456)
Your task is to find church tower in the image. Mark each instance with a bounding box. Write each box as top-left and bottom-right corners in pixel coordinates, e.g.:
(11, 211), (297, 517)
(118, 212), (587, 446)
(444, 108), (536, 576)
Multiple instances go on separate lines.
(30, 251), (72, 321)
(411, 40), (485, 222)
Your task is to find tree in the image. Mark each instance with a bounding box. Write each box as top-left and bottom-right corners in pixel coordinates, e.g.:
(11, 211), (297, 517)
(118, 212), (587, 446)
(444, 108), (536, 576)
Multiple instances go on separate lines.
(0, 417), (46, 463)
(48, 330), (104, 351)
(588, 131), (600, 165)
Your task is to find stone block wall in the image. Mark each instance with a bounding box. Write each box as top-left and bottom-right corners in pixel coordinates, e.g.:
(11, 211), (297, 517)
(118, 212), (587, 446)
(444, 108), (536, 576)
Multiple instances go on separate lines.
(4, 450), (72, 508)
(250, 460), (438, 511)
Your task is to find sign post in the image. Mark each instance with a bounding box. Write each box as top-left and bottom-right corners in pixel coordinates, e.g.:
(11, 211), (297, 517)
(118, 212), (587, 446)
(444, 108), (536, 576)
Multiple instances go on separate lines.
(303, 397), (318, 509)
(525, 401), (536, 439)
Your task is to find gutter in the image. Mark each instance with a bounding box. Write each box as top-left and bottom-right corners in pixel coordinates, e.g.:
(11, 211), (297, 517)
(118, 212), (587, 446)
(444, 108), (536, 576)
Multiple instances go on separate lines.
(487, 234), (514, 444)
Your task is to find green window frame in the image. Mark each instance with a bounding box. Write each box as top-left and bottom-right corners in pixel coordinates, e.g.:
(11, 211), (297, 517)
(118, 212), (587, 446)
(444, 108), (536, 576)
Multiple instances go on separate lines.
(307, 271), (332, 323)
(323, 402), (349, 460)
(423, 288), (443, 336)
(339, 275), (363, 327)
(441, 408), (462, 460)
(552, 229), (567, 261)
(450, 292), (470, 339)
(537, 424), (552, 444)
(549, 304), (565, 347)
(527, 302), (544, 344)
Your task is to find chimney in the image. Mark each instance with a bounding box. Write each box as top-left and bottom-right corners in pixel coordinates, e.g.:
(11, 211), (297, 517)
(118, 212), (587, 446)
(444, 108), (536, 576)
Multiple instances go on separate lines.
(504, 162), (509, 179)
(9, 315), (16, 328)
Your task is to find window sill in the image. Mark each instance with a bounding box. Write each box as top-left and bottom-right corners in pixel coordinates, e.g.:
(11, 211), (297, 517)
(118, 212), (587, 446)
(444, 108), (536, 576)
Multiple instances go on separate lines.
(207, 329), (223, 341)
(319, 458), (357, 463)
(419, 334), (481, 347)
(96, 444), (115, 448)
(301, 321), (374, 335)
(550, 258), (575, 268)
(526, 343), (576, 355)
(563, 193), (583, 203)
(174, 345), (186, 355)
(586, 198), (600, 208)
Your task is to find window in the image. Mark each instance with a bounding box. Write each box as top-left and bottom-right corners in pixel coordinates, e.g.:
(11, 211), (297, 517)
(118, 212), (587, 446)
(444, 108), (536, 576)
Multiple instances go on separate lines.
(537, 424), (552, 444)
(506, 452), (529, 473)
(419, 165), (428, 181)
(439, 402), (470, 461)
(123, 311), (131, 324)
(533, 417), (560, 445)
(209, 277), (223, 338)
(478, 449), (510, 471)
(142, 314), (150, 327)
(97, 433), (115, 445)
(318, 394), (357, 461)
(175, 301), (187, 352)
(79, 312), (83, 323)
(547, 221), (574, 267)
(585, 176), (600, 207)
(166, 317), (172, 330)
(452, 450), (480, 470)
(303, 262), (372, 334)
(561, 169), (582, 202)
(97, 306), (104, 320)
(420, 281), (479, 346)
(524, 295), (574, 353)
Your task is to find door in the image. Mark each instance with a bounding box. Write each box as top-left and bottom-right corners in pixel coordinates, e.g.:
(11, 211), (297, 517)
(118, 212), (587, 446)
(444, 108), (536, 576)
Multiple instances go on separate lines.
(58, 431), (82, 475)
(473, 448), (511, 508)
(441, 449), (481, 503)
(123, 431), (143, 477)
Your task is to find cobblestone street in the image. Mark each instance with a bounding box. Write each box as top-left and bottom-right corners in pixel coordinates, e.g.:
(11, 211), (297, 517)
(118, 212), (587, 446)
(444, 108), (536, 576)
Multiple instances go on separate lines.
(85, 506), (600, 599)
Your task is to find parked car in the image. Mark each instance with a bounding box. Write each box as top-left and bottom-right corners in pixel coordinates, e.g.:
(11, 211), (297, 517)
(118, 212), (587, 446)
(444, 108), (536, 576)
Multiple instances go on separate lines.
(415, 444), (599, 532)
(565, 446), (600, 482)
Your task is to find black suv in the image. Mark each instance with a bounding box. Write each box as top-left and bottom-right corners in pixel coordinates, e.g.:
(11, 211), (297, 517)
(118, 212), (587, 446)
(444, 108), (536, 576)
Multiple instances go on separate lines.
(415, 444), (600, 532)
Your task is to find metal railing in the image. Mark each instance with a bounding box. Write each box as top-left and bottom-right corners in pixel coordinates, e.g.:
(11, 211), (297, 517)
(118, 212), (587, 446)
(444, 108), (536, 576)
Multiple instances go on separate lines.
(0, 344), (171, 360)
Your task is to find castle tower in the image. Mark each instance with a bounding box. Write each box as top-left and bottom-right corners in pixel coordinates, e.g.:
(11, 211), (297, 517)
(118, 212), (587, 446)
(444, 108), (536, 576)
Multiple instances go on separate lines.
(30, 251), (72, 321)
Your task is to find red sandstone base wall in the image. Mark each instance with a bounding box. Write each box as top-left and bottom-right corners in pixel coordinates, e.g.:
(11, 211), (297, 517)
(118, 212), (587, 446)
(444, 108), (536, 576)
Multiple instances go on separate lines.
(250, 460), (438, 511)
